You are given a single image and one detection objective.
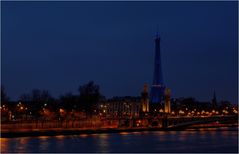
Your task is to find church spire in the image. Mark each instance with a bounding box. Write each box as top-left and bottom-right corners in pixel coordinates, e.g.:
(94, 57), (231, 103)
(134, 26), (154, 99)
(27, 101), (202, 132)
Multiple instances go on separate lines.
(212, 90), (217, 108)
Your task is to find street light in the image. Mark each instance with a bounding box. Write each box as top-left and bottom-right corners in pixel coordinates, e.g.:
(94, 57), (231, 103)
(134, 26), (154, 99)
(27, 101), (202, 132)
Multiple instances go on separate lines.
(179, 110), (185, 115)
(59, 108), (64, 113)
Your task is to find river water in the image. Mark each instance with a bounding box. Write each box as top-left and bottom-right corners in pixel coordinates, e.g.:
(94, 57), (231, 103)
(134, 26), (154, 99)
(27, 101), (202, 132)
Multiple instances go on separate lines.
(1, 127), (238, 153)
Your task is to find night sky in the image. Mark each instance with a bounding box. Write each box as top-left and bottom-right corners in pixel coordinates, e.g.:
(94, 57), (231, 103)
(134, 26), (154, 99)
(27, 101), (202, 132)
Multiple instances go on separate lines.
(1, 1), (238, 103)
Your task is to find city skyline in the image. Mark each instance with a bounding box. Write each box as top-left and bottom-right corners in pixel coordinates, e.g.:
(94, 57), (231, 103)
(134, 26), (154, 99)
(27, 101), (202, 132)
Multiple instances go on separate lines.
(2, 1), (238, 103)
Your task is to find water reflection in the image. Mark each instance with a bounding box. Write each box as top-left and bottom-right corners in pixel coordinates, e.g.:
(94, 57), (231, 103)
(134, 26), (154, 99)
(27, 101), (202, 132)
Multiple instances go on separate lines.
(97, 134), (109, 153)
(178, 131), (189, 141)
(79, 134), (89, 138)
(131, 132), (141, 136)
(55, 135), (65, 139)
(154, 131), (167, 142)
(18, 137), (30, 152)
(0, 127), (238, 153)
(0, 138), (9, 153)
(169, 131), (177, 135)
(119, 132), (129, 135)
(198, 129), (207, 139)
(55, 135), (64, 147)
(39, 136), (50, 152)
(222, 130), (229, 137)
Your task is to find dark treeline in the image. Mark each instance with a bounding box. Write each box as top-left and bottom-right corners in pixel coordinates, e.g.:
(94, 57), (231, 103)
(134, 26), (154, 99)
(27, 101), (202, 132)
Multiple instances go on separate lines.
(1, 81), (104, 121)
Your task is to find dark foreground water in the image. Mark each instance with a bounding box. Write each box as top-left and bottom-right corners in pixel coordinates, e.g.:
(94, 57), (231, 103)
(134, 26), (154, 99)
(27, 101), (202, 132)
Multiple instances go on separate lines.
(1, 127), (238, 153)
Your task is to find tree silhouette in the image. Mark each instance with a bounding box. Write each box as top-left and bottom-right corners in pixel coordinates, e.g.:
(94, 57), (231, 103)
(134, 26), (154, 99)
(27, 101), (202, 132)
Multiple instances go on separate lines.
(1, 86), (9, 104)
(19, 94), (31, 102)
(60, 92), (79, 111)
(19, 89), (54, 119)
(78, 81), (102, 117)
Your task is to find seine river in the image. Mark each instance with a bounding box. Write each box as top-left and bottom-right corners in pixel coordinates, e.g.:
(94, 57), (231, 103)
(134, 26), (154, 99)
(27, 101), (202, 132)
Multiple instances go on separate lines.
(1, 127), (238, 153)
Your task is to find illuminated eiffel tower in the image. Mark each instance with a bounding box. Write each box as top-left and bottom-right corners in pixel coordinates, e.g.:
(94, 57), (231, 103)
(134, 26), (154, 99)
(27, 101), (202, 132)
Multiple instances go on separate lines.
(150, 34), (165, 103)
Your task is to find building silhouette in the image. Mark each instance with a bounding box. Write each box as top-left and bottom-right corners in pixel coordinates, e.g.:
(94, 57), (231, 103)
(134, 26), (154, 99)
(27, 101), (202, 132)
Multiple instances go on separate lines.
(212, 91), (217, 108)
(140, 84), (149, 113)
(164, 88), (171, 113)
(98, 96), (141, 118)
(150, 34), (165, 103)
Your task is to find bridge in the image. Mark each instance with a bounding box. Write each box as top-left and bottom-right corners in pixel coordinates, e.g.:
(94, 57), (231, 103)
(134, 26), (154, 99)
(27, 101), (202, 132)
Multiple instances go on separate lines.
(117, 115), (238, 129)
(159, 115), (238, 129)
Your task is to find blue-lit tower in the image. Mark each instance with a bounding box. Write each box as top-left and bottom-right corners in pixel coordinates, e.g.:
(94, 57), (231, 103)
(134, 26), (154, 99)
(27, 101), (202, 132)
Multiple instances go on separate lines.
(150, 34), (165, 103)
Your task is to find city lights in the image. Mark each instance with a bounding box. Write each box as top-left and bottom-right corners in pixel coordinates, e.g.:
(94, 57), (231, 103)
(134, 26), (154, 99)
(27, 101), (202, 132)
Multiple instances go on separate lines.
(0, 2), (238, 153)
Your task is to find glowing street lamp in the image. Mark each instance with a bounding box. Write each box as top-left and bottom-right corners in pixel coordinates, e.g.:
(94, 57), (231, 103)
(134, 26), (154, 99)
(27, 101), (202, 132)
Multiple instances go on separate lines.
(59, 108), (64, 113)
(179, 110), (185, 115)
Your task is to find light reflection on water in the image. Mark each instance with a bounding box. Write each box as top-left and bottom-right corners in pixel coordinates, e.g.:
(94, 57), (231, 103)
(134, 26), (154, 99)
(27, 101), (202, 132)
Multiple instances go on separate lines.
(38, 136), (50, 151)
(0, 138), (9, 152)
(0, 127), (238, 153)
(97, 134), (110, 153)
(55, 135), (64, 150)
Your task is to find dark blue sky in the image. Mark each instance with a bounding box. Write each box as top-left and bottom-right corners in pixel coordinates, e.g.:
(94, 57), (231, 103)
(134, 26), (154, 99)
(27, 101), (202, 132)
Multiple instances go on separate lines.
(2, 1), (238, 103)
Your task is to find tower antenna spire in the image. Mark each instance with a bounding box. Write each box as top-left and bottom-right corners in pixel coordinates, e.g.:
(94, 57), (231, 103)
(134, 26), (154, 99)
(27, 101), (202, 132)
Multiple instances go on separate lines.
(156, 25), (159, 37)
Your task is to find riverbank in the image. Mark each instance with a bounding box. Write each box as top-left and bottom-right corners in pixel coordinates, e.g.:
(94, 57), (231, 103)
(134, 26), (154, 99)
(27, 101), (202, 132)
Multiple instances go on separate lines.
(1, 124), (238, 138)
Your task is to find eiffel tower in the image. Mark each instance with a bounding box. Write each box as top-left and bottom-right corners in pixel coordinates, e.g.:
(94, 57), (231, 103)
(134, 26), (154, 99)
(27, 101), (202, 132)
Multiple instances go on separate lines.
(150, 34), (165, 103)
